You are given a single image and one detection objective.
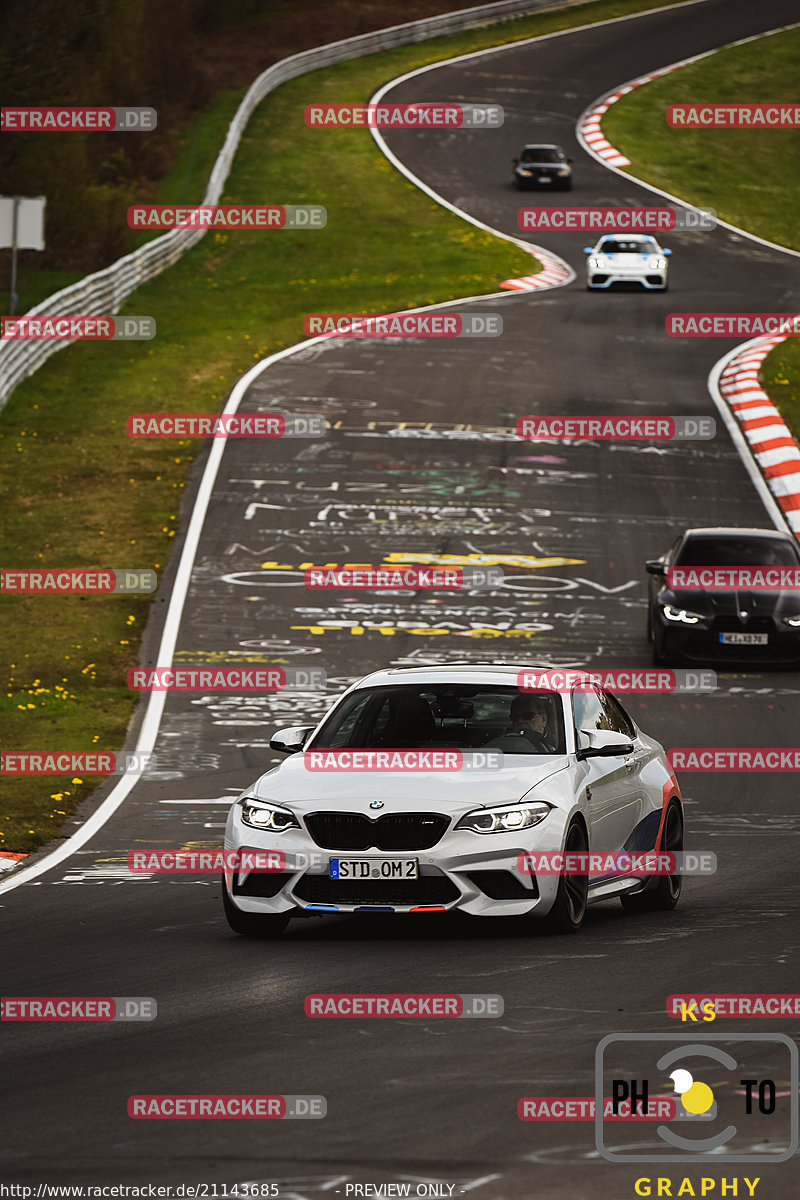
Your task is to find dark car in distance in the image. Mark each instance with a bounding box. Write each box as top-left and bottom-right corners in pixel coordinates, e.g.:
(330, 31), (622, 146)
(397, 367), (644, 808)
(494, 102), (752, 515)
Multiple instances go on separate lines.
(647, 527), (800, 667)
(512, 144), (573, 191)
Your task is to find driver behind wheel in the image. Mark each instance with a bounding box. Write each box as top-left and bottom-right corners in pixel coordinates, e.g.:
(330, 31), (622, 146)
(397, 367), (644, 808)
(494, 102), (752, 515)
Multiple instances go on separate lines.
(506, 694), (556, 752)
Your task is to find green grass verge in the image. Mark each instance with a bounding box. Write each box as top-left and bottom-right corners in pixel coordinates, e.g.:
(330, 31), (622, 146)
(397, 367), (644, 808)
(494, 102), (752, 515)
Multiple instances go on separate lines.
(761, 341), (800, 443)
(602, 25), (800, 251)
(0, 0), (695, 855)
(601, 25), (800, 497)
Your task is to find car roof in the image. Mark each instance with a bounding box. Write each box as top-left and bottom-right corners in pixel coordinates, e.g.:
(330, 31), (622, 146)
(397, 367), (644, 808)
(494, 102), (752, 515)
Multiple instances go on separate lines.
(350, 663), (573, 690)
(521, 143), (563, 150)
(598, 233), (655, 241)
(682, 527), (796, 540)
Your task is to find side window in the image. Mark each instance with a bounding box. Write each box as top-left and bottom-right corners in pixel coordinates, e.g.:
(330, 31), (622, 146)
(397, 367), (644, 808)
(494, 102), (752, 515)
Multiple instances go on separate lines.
(571, 688), (605, 742)
(599, 692), (635, 738)
(319, 692), (374, 747)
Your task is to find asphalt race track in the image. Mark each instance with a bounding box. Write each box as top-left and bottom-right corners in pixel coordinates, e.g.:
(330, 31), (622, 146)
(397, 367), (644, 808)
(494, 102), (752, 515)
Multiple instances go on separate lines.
(3, 2), (800, 1197)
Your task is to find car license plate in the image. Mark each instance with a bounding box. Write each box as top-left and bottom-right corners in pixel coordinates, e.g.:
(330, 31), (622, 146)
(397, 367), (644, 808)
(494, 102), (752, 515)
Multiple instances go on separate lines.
(719, 632), (769, 645)
(537, 175), (552, 183)
(329, 857), (418, 880)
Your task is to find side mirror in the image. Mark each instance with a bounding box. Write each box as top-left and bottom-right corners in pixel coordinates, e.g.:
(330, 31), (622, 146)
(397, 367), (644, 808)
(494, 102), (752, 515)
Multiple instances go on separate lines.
(646, 559), (666, 576)
(567, 156), (574, 164)
(663, 248), (672, 255)
(269, 725), (314, 754)
(576, 729), (634, 760)
(583, 247), (593, 254)
(512, 157), (519, 165)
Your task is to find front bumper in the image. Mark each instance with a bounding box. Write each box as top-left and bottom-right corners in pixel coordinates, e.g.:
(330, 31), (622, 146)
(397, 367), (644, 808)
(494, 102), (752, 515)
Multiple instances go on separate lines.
(657, 616), (800, 666)
(587, 269), (667, 290)
(515, 170), (570, 189)
(224, 810), (566, 918)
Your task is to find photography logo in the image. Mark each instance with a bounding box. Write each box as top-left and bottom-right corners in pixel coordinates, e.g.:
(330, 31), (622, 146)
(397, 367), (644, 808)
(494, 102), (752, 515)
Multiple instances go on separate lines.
(595, 1033), (798, 1163)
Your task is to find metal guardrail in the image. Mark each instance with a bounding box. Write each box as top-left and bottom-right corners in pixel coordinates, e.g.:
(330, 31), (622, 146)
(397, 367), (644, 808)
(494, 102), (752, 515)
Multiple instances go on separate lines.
(0, 0), (555, 409)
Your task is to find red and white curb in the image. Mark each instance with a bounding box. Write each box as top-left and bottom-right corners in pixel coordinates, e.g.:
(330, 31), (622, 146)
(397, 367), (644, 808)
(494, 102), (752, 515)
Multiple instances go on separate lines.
(500, 246), (573, 292)
(0, 852), (29, 873)
(577, 58), (692, 168)
(717, 335), (800, 538)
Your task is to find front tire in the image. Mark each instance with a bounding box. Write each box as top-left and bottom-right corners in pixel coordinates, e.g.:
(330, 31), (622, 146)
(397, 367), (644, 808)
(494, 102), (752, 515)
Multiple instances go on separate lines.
(652, 629), (668, 666)
(222, 877), (291, 938)
(620, 801), (683, 913)
(544, 821), (588, 933)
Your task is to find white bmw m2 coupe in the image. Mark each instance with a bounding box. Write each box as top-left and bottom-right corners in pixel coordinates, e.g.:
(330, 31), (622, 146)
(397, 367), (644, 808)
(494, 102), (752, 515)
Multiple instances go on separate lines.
(222, 665), (684, 937)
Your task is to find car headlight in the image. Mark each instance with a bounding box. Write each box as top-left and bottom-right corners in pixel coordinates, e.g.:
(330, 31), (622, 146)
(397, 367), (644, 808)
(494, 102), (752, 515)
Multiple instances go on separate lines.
(648, 256), (667, 270)
(588, 256), (607, 270)
(662, 604), (703, 625)
(239, 798), (299, 832)
(456, 802), (552, 834)
(783, 615), (800, 627)
(557, 168), (570, 176)
(518, 168), (533, 176)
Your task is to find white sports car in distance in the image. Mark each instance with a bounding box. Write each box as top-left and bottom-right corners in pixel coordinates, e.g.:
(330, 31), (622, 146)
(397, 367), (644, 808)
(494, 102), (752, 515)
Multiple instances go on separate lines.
(222, 665), (684, 938)
(584, 234), (672, 290)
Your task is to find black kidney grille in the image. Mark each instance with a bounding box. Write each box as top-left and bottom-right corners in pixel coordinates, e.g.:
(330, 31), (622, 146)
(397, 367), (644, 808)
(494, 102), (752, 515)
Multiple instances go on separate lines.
(304, 812), (449, 851)
(713, 615), (773, 632)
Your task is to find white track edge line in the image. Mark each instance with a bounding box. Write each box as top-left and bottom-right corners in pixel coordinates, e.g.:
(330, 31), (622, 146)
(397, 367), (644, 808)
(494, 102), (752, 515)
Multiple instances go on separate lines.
(707, 339), (792, 536)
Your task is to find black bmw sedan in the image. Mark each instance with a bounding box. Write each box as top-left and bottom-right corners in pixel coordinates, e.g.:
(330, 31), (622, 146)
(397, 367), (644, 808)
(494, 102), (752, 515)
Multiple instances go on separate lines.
(646, 526), (800, 667)
(512, 144), (573, 190)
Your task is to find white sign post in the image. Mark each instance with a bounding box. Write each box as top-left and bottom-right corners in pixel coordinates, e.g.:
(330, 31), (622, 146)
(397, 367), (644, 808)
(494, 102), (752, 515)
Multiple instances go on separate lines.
(0, 196), (46, 314)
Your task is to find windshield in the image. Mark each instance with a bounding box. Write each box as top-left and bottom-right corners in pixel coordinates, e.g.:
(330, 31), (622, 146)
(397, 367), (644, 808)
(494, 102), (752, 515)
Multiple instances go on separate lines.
(309, 684), (567, 756)
(675, 536), (799, 567)
(520, 148), (564, 163)
(600, 238), (658, 254)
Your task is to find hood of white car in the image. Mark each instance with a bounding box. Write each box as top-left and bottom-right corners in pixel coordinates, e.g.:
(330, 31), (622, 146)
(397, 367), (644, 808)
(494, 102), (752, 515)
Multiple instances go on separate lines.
(601, 252), (662, 273)
(245, 752), (572, 813)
